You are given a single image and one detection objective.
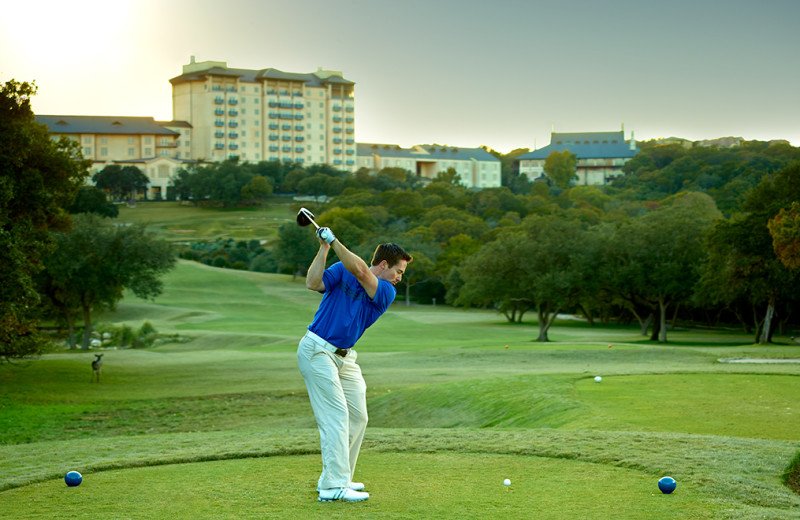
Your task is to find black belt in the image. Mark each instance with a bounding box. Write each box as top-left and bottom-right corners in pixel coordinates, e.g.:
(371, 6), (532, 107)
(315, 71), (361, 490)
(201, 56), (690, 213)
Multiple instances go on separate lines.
(334, 348), (349, 357)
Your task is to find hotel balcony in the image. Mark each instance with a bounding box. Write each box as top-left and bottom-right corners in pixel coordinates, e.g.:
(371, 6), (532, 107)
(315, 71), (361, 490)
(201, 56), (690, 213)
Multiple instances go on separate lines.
(215, 108), (224, 116)
(228, 98), (238, 105)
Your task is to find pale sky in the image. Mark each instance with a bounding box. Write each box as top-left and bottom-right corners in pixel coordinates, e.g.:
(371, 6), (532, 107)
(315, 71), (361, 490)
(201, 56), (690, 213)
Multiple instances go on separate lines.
(2, 0), (798, 153)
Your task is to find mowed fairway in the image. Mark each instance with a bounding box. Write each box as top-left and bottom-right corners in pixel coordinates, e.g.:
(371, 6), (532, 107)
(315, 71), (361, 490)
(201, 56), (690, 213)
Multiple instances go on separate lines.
(1, 260), (799, 519)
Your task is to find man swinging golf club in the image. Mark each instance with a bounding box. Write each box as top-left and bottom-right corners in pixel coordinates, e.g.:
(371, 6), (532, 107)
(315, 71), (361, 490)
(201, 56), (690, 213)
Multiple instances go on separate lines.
(297, 209), (411, 502)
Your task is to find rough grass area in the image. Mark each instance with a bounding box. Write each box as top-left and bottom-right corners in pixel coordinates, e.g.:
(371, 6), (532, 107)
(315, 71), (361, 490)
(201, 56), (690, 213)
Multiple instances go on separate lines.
(783, 452), (800, 496)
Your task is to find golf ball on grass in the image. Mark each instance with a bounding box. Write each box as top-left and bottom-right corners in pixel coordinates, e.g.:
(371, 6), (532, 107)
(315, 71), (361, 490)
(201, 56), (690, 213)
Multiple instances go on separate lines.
(65, 471), (82, 487)
(594, 376), (602, 383)
(503, 478), (511, 486)
(658, 476), (677, 494)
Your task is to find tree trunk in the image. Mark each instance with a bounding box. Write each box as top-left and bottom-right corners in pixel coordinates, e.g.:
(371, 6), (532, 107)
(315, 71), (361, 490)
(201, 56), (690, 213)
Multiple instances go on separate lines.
(577, 303), (595, 326)
(759, 297), (775, 344)
(650, 311), (661, 341)
(753, 303), (766, 344)
(658, 299), (668, 343)
(536, 305), (560, 342)
(671, 302), (681, 330)
(65, 310), (77, 350)
(81, 297), (93, 350)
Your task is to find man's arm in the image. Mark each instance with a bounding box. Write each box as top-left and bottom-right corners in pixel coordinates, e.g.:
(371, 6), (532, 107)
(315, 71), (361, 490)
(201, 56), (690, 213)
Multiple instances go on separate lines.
(306, 241), (330, 292)
(331, 238), (379, 299)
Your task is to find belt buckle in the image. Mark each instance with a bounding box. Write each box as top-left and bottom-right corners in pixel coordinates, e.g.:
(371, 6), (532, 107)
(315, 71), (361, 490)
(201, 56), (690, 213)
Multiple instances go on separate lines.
(335, 348), (348, 357)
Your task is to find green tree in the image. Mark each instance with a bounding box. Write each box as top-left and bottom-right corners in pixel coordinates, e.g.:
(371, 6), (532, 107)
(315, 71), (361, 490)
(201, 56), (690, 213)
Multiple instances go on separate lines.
(38, 214), (176, 349)
(544, 150), (577, 189)
(700, 162), (800, 342)
(453, 230), (536, 323)
(434, 167), (462, 185)
(768, 201), (800, 270)
(609, 192), (721, 342)
(274, 222), (318, 279)
(281, 168), (309, 193)
(66, 186), (119, 218)
(241, 175), (273, 205)
(93, 164), (149, 202)
(1, 80), (89, 361)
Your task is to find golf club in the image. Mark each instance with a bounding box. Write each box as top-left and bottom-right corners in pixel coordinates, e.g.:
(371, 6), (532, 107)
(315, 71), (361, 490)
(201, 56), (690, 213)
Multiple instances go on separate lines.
(297, 207), (320, 229)
(297, 207), (333, 242)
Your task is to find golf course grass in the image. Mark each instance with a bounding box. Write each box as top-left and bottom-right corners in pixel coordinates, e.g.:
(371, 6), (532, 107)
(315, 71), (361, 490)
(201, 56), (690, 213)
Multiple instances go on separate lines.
(1, 259), (799, 519)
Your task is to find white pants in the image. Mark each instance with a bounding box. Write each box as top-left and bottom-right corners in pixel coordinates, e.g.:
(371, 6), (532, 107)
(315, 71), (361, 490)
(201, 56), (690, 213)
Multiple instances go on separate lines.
(297, 331), (368, 490)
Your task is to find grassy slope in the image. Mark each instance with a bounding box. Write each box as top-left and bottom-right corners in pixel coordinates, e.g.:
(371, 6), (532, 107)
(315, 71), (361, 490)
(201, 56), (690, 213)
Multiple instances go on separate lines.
(1, 260), (799, 518)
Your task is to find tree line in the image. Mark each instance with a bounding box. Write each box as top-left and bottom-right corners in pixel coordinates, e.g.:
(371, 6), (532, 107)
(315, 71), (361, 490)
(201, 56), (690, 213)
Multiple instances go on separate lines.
(3, 77), (800, 361)
(1, 81), (176, 361)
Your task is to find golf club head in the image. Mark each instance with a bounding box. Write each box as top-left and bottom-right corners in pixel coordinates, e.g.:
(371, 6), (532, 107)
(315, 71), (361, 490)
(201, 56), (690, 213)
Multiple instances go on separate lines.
(296, 207), (319, 229)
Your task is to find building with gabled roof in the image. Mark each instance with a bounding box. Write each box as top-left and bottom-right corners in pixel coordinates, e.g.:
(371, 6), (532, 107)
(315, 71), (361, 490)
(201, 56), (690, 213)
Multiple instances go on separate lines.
(517, 129), (639, 185)
(356, 143), (501, 188)
(36, 115), (193, 200)
(170, 57), (357, 169)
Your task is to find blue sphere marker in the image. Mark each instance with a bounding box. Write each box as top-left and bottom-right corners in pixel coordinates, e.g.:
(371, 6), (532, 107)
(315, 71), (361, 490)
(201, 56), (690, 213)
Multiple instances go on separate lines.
(658, 476), (677, 494)
(65, 471), (83, 487)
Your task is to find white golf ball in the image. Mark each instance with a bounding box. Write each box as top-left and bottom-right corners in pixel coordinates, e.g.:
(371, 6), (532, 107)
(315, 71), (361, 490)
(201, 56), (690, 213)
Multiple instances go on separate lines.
(503, 478), (511, 486)
(594, 376), (602, 383)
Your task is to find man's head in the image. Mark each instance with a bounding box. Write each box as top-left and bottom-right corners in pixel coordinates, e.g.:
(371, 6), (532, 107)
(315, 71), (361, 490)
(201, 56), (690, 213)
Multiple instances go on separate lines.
(370, 243), (412, 286)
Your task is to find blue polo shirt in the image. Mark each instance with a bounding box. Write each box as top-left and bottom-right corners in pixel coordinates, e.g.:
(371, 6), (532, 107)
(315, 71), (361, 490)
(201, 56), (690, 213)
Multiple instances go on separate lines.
(308, 261), (396, 349)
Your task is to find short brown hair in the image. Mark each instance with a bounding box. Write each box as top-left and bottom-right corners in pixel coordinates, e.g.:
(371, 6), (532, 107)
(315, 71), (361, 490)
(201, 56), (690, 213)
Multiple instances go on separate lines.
(370, 243), (412, 267)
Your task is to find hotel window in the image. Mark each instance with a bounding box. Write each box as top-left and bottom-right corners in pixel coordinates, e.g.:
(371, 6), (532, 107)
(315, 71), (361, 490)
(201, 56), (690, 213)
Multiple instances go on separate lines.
(145, 148), (152, 156)
(128, 148), (134, 156)
(84, 136), (91, 144)
(254, 109), (259, 115)
(145, 136), (151, 144)
(101, 137), (108, 144)
(254, 98), (259, 103)
(84, 147), (91, 155)
(101, 148), (108, 156)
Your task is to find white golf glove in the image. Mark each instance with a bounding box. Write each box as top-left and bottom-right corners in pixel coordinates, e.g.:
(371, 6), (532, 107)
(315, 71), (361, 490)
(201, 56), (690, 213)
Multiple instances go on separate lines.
(317, 227), (336, 244)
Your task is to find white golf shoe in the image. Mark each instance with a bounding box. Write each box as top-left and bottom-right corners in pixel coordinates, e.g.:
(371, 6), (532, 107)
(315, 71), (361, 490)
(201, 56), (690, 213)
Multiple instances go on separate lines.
(318, 487), (369, 502)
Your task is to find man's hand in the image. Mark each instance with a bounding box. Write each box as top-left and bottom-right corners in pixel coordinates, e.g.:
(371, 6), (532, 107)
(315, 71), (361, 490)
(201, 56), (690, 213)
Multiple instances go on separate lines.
(317, 227), (336, 244)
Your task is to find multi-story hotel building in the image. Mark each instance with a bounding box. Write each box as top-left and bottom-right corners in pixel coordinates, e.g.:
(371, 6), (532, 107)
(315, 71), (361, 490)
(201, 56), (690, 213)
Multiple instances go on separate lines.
(356, 143), (502, 188)
(170, 58), (357, 170)
(517, 130), (639, 186)
(35, 115), (191, 200)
